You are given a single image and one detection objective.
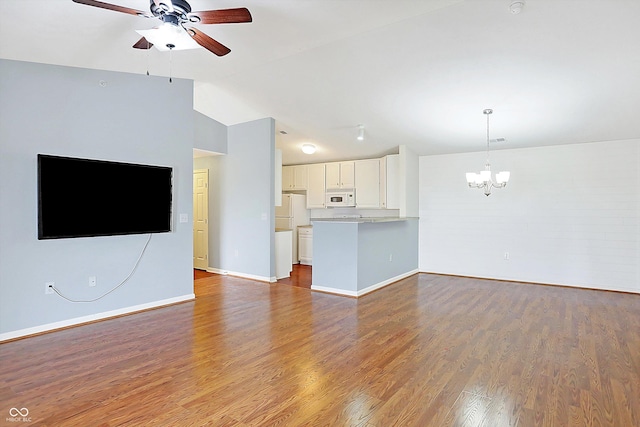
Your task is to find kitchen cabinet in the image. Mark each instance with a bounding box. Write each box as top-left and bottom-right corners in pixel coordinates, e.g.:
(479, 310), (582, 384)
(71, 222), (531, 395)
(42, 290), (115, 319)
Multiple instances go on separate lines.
(306, 163), (326, 208)
(325, 161), (355, 189)
(380, 154), (399, 209)
(354, 159), (380, 208)
(298, 226), (313, 265)
(282, 165), (308, 191)
(275, 229), (293, 279)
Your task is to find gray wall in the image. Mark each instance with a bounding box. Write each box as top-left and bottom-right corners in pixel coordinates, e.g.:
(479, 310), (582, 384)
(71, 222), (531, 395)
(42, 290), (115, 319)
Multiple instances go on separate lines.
(0, 59), (194, 338)
(312, 219), (419, 295)
(357, 219), (419, 288)
(193, 118), (276, 280)
(194, 111), (227, 153)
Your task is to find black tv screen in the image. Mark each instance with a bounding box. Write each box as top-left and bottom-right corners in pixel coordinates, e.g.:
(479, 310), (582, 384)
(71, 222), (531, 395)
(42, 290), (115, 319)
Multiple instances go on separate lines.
(38, 154), (173, 239)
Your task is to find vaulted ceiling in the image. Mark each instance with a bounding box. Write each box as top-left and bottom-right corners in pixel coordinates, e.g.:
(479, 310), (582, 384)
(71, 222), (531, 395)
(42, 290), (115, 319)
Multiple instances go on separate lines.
(1, 0), (639, 164)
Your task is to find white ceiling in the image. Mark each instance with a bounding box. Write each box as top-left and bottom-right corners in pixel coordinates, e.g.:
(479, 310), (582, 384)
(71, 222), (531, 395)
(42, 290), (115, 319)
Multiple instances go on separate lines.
(1, 0), (639, 165)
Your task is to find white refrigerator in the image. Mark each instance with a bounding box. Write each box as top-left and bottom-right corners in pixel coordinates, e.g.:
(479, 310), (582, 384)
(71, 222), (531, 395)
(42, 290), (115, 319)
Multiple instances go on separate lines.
(275, 194), (309, 263)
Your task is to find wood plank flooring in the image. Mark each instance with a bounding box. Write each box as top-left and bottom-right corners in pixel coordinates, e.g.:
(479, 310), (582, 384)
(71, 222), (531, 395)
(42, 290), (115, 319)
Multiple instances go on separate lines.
(276, 264), (312, 289)
(1, 273), (639, 426)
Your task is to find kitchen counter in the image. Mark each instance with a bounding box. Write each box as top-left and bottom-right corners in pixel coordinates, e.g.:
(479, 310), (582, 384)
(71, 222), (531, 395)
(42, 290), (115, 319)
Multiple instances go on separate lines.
(311, 217), (417, 223)
(310, 218), (419, 297)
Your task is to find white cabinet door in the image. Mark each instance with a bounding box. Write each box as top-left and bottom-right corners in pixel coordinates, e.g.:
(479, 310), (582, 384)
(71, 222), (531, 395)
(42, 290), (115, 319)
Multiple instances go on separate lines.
(354, 159), (380, 208)
(325, 162), (340, 189)
(282, 165), (308, 190)
(340, 161), (355, 188)
(298, 227), (313, 265)
(307, 163), (326, 208)
(380, 154), (399, 209)
(282, 166), (294, 190)
(293, 165), (308, 190)
(326, 161), (354, 189)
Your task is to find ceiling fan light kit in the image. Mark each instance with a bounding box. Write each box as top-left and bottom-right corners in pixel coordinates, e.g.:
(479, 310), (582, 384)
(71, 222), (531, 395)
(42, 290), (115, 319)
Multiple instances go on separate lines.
(72, 0), (252, 56)
(136, 24), (199, 51)
(465, 108), (511, 196)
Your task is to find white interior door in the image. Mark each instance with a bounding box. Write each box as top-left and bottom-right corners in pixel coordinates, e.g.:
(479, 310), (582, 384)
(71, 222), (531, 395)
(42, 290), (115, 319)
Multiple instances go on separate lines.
(193, 169), (209, 270)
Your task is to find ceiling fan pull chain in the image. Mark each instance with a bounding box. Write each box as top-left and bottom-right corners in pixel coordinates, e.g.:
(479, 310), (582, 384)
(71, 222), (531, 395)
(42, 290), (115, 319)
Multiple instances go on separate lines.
(168, 43), (175, 83)
(146, 39), (151, 76)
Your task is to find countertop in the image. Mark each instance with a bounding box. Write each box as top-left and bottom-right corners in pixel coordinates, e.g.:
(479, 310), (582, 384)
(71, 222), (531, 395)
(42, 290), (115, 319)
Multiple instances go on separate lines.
(310, 217), (418, 224)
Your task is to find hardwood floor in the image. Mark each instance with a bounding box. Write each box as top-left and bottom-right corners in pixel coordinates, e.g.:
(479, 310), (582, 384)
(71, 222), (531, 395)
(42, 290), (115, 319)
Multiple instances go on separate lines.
(1, 273), (639, 426)
(276, 264), (312, 289)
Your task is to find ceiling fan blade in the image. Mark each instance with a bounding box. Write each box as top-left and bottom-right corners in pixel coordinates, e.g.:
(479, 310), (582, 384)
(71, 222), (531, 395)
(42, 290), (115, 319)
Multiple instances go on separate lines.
(72, 0), (152, 17)
(132, 37), (153, 49)
(189, 8), (252, 25)
(186, 27), (231, 56)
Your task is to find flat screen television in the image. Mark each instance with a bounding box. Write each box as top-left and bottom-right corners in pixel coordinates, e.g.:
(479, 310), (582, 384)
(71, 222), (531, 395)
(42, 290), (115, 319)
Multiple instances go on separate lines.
(38, 154), (173, 239)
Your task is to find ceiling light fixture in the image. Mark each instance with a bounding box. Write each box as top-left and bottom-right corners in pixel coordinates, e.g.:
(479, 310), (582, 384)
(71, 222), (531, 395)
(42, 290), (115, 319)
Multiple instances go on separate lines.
(357, 124), (365, 141)
(301, 143), (316, 154)
(136, 23), (201, 51)
(465, 109), (510, 196)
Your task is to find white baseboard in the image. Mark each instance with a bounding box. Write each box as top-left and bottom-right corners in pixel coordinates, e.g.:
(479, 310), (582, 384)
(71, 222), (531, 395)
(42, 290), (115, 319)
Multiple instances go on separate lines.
(0, 294), (195, 342)
(419, 270), (640, 295)
(207, 267), (272, 283)
(311, 269), (419, 297)
(311, 285), (358, 297)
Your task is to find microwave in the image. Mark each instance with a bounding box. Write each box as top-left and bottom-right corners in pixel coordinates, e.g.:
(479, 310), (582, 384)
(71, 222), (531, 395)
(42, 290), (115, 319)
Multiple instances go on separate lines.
(325, 189), (355, 207)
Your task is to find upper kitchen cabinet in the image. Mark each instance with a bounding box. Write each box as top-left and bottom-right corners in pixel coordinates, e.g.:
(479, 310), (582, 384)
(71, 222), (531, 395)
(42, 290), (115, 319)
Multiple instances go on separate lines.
(380, 154), (400, 209)
(325, 161), (355, 189)
(354, 159), (380, 208)
(282, 165), (308, 191)
(307, 163), (326, 209)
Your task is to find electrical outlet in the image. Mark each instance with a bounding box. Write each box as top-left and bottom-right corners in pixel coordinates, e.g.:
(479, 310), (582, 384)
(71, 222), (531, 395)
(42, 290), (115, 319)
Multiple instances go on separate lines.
(89, 276), (97, 287)
(45, 282), (54, 294)
(504, 252), (510, 261)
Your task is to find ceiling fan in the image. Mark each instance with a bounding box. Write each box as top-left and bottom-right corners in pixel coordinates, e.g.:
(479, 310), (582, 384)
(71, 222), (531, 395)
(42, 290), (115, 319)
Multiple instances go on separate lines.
(72, 0), (252, 56)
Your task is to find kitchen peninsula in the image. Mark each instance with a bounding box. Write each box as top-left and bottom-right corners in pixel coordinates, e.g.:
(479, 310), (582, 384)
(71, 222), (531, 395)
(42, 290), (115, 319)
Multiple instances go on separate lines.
(311, 217), (419, 297)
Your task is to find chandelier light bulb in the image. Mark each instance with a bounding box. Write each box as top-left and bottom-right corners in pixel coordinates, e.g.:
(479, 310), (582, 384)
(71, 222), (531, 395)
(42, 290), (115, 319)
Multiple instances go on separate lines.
(465, 108), (511, 196)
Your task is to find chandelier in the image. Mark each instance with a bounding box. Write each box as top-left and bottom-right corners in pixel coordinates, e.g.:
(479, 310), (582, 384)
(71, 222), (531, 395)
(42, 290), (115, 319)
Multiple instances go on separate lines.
(465, 109), (510, 196)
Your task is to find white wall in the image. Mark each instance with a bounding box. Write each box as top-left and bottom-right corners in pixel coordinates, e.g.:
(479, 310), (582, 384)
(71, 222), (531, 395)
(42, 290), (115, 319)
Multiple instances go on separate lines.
(419, 139), (640, 294)
(400, 145), (419, 218)
(0, 60), (195, 339)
